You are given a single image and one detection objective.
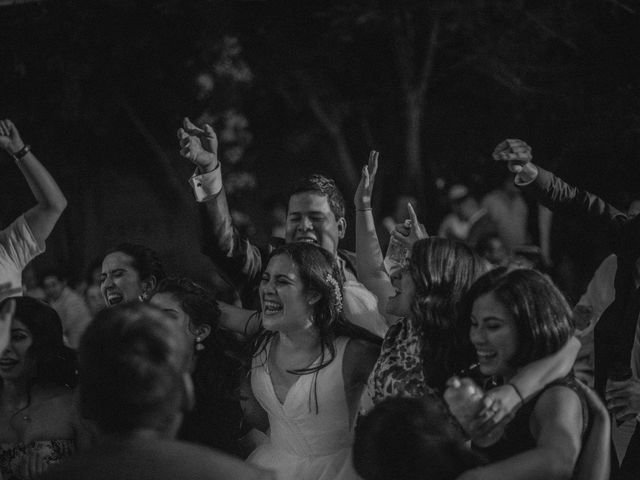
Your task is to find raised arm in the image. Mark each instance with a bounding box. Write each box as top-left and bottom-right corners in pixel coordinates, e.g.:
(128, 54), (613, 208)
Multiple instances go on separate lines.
(493, 139), (625, 241)
(354, 151), (395, 324)
(178, 118), (264, 291)
(0, 119), (67, 244)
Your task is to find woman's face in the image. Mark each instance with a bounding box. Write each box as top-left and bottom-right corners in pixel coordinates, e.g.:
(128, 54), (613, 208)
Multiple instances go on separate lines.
(259, 254), (316, 333)
(0, 319), (35, 382)
(469, 292), (519, 378)
(100, 252), (144, 307)
(150, 292), (200, 344)
(386, 266), (416, 317)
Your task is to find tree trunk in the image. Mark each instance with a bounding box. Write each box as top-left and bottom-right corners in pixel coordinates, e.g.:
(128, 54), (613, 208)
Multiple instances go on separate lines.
(404, 91), (424, 194)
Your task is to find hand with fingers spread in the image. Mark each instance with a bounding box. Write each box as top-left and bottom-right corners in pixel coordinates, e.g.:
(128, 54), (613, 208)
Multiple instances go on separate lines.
(354, 150), (378, 211)
(606, 377), (640, 424)
(389, 203), (428, 251)
(0, 119), (26, 155)
(177, 117), (219, 174)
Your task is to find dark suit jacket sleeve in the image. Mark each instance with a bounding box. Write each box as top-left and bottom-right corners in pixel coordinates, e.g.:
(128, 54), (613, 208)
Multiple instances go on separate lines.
(198, 185), (265, 294)
(520, 166), (627, 248)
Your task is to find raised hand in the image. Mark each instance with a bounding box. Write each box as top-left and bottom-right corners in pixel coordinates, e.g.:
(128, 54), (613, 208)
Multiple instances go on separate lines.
(0, 119), (25, 155)
(354, 150), (379, 210)
(390, 203), (428, 249)
(177, 117), (219, 173)
(492, 139), (533, 174)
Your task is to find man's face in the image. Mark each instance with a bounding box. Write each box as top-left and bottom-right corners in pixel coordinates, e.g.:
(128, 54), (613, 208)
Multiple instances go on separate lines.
(285, 192), (346, 256)
(42, 275), (65, 301)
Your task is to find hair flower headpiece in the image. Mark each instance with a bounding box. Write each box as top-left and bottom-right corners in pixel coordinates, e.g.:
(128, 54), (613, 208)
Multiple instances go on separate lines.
(325, 273), (343, 313)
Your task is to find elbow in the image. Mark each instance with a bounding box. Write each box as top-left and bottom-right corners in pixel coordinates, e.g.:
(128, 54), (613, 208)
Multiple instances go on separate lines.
(45, 192), (67, 215)
(55, 195), (68, 214)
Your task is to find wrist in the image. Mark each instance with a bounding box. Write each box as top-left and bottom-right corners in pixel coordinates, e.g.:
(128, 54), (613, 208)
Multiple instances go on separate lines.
(515, 163), (538, 185)
(6, 142), (25, 156)
(12, 144), (30, 161)
(507, 382), (525, 405)
(197, 158), (219, 174)
(355, 205), (372, 212)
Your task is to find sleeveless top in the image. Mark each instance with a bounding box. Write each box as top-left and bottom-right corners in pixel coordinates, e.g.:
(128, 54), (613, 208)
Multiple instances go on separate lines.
(0, 439), (75, 480)
(247, 336), (359, 480)
(475, 375), (589, 462)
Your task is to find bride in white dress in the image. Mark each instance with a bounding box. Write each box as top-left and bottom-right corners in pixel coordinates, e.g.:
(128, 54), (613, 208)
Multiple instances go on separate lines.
(247, 243), (379, 480)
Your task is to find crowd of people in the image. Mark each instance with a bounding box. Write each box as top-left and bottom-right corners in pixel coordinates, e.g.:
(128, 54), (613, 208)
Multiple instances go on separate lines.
(0, 115), (638, 480)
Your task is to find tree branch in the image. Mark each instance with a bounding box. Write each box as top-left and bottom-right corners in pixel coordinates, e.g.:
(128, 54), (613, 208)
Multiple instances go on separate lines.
(417, 15), (440, 103)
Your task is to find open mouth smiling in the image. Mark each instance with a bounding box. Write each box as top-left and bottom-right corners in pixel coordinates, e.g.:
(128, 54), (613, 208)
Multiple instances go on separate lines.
(263, 300), (283, 315)
(106, 292), (124, 306)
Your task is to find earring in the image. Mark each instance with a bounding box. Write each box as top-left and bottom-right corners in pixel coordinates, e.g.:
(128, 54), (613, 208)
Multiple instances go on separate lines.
(138, 291), (149, 302)
(195, 337), (205, 352)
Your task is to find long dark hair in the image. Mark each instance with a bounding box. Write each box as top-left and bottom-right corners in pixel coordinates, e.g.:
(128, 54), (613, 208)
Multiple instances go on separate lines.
(0, 297), (77, 416)
(252, 243), (379, 375)
(408, 238), (486, 391)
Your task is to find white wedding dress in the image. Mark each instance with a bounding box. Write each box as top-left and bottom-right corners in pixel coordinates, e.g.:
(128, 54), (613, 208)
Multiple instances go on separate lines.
(247, 336), (360, 480)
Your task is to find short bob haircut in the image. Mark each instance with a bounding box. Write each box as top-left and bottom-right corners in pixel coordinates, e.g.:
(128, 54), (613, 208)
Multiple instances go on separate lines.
(78, 303), (190, 434)
(463, 267), (573, 368)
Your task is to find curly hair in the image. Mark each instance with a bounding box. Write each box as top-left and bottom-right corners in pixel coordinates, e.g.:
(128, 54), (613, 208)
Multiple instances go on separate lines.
(152, 277), (245, 451)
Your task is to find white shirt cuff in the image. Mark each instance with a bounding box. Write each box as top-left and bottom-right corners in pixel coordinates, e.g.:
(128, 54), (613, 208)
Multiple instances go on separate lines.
(189, 164), (222, 202)
(514, 166), (539, 187)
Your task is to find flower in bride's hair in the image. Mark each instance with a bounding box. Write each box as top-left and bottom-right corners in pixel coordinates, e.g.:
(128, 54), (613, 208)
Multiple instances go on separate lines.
(324, 273), (343, 313)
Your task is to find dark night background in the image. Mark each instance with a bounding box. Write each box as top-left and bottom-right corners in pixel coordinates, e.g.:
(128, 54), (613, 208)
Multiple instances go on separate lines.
(1, 0), (639, 299)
